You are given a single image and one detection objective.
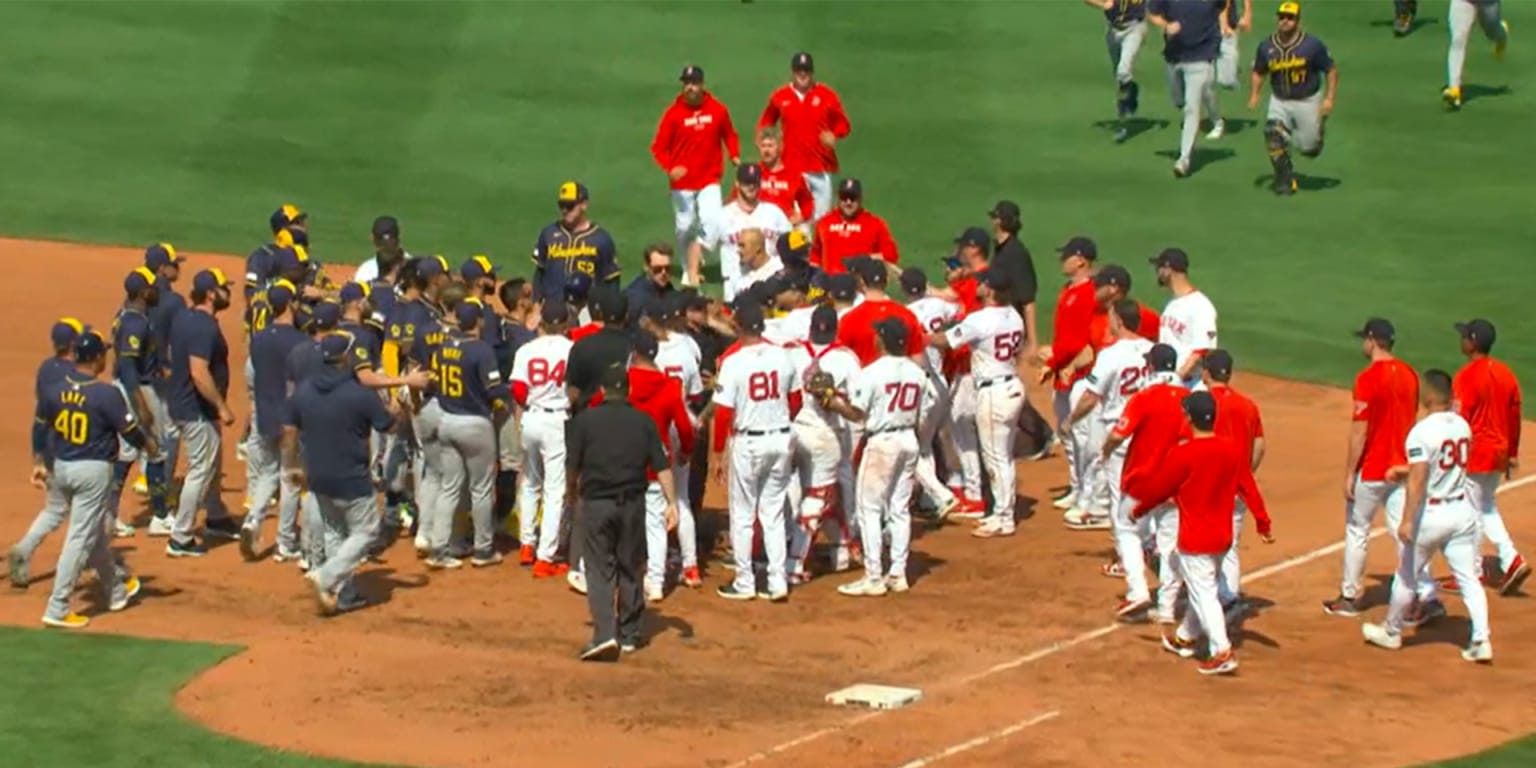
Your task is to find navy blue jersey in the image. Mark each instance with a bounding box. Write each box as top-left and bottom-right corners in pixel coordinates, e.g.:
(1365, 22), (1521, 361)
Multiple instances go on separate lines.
(166, 308), (230, 422)
(339, 321), (383, 372)
(432, 334), (504, 418)
(1107, 0), (1148, 26)
(286, 338), (327, 388)
(244, 243), (280, 299)
(499, 322), (537, 378)
(34, 356), (74, 401)
(285, 368), (394, 500)
(531, 221), (619, 301)
(1253, 32), (1333, 100)
(111, 307), (158, 390)
(1149, 0), (1225, 62)
(147, 289), (186, 378)
(251, 324), (311, 440)
(39, 373), (143, 462)
(385, 297), (444, 369)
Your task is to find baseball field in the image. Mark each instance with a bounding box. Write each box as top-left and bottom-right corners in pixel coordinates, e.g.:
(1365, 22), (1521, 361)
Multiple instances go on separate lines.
(1, 1), (1533, 767)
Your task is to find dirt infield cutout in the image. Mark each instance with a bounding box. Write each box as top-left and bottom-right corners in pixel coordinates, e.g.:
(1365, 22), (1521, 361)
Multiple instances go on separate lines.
(1, 238), (1532, 768)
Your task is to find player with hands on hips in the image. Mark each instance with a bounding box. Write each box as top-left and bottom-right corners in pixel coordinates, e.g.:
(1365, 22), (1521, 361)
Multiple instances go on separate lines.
(710, 302), (800, 602)
(1361, 370), (1493, 663)
(1131, 391), (1274, 676)
(820, 319), (934, 596)
(1249, 2), (1338, 196)
(787, 305), (863, 581)
(930, 269), (1026, 539)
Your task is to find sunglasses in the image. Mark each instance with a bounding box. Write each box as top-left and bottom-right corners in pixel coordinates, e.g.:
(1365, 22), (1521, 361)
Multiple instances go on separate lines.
(1277, 12), (1297, 19)
(650, 264), (672, 275)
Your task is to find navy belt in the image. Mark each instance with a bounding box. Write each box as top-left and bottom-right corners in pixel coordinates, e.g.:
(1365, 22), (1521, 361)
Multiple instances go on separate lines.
(738, 427), (791, 437)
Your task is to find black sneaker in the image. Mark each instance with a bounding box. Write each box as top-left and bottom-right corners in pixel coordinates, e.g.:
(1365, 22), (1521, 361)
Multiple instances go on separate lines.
(167, 538), (207, 558)
(1322, 595), (1361, 617)
(204, 516), (242, 541)
(716, 584), (755, 601)
(579, 638), (621, 662)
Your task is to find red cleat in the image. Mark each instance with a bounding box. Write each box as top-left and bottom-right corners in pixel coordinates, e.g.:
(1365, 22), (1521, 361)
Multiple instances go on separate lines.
(682, 566), (703, 588)
(533, 560), (570, 578)
(518, 544), (535, 567)
(1499, 554), (1531, 596)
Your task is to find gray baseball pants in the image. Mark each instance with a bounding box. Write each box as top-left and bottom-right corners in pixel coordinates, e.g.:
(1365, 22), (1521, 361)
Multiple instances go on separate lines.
(1166, 60), (1217, 165)
(1447, 0), (1506, 89)
(44, 460), (130, 620)
(172, 418), (231, 542)
(1107, 22), (1147, 85)
(311, 494), (379, 597)
(438, 411), (498, 556)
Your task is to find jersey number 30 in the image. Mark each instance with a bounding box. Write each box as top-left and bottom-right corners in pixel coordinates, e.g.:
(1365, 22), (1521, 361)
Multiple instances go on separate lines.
(1437, 438), (1471, 471)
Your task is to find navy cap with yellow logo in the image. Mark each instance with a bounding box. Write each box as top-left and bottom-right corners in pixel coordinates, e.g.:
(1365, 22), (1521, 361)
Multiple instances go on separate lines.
(144, 242), (181, 270)
(557, 181), (590, 206)
(51, 317), (84, 348)
(192, 268), (231, 293)
(124, 267), (158, 294)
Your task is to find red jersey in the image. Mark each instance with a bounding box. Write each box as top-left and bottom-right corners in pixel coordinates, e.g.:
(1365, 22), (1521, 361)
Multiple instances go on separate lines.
(836, 299), (926, 366)
(1044, 279), (1098, 392)
(1114, 382), (1193, 498)
(651, 92), (740, 191)
(1209, 384), (1264, 471)
(811, 209), (899, 273)
(941, 276), (981, 380)
(758, 83), (851, 174)
(1352, 358), (1419, 482)
(569, 323), (603, 343)
(627, 367), (695, 479)
(1453, 356), (1523, 473)
(751, 162), (814, 223)
(1133, 436), (1272, 555)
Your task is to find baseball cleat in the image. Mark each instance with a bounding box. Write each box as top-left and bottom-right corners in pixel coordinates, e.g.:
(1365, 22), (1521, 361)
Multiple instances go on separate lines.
(971, 519), (1016, 538)
(470, 551), (504, 568)
(414, 533), (430, 558)
(1205, 118), (1226, 140)
(518, 544), (536, 566)
(532, 559), (570, 578)
(8, 548), (29, 589)
(1113, 127), (1130, 144)
(885, 574), (911, 593)
(109, 576), (142, 612)
(1197, 649), (1238, 676)
(132, 476), (149, 496)
(1403, 598), (1447, 628)
(682, 566), (703, 588)
(1495, 21), (1508, 61)
(579, 638), (621, 662)
(166, 538), (207, 558)
(934, 496), (961, 524)
(306, 572), (339, 617)
(204, 516), (241, 541)
(1117, 598), (1152, 621)
(759, 588), (789, 603)
(42, 612), (90, 630)
(567, 570), (588, 595)
(1063, 510), (1112, 530)
(1443, 86), (1463, 110)
(238, 524), (261, 562)
(113, 520), (136, 538)
(1497, 554), (1530, 595)
(146, 516), (173, 537)
(950, 499), (986, 520)
(645, 585), (665, 603)
(272, 546), (302, 564)
(1102, 561), (1127, 578)
(1322, 595), (1362, 617)
(1149, 608), (1177, 626)
(1361, 622), (1403, 650)
(1173, 160), (1191, 178)
(1462, 640), (1494, 663)
(715, 583), (755, 601)
(1393, 13), (1413, 36)
(425, 556), (464, 571)
(1052, 491), (1077, 511)
(1161, 632), (1196, 659)
(837, 577), (889, 597)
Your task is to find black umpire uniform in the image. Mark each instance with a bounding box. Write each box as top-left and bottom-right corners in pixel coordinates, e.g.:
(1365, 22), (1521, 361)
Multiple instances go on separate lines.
(567, 363), (675, 661)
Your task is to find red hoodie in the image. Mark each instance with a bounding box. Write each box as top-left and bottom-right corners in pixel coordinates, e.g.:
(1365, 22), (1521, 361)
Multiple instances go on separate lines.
(651, 92), (741, 192)
(627, 367), (695, 479)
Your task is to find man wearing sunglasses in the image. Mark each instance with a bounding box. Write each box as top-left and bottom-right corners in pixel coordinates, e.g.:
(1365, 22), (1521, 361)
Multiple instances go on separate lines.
(625, 243), (677, 325)
(1248, 1), (1337, 195)
(531, 181), (620, 303)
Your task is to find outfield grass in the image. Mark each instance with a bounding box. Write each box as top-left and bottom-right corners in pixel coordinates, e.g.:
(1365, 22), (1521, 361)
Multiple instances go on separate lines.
(0, 1), (1529, 385)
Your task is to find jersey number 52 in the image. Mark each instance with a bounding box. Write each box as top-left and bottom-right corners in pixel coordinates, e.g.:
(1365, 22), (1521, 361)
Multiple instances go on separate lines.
(993, 331), (1023, 361)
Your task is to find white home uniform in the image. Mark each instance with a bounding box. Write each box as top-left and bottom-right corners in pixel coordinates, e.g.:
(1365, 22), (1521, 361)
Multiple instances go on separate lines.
(696, 201), (791, 302)
(510, 334), (573, 564)
(906, 296), (962, 509)
(1083, 339), (1165, 603)
(655, 331), (704, 572)
(944, 305), (1026, 535)
(351, 250), (416, 285)
(778, 305), (816, 344)
(1159, 290), (1218, 389)
(786, 341), (862, 579)
(713, 341), (800, 598)
(737, 257), (785, 299)
(841, 355), (932, 592)
(1371, 411), (1491, 655)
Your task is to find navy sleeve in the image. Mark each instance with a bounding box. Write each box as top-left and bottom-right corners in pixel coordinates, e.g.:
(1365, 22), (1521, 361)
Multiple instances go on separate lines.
(185, 315), (216, 362)
(284, 389), (305, 430)
(101, 385), (147, 449)
(531, 231), (549, 301)
(364, 389), (394, 432)
(595, 230), (620, 282)
(31, 399), (50, 458)
(1314, 39), (1334, 72)
(1252, 40), (1270, 73)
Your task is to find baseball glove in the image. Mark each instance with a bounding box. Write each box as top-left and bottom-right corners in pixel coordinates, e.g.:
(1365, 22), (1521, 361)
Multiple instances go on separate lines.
(805, 370), (837, 406)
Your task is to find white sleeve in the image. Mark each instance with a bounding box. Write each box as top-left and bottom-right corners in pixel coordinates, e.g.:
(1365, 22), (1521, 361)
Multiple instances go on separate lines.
(510, 346), (530, 386)
(1086, 352), (1116, 400)
(920, 368), (940, 413)
(712, 358), (738, 408)
(944, 314), (982, 349)
(353, 259), (378, 284)
(685, 364), (703, 398)
(1404, 424), (1432, 466)
(1192, 299), (1218, 350)
(848, 368), (875, 414)
(783, 354), (801, 394)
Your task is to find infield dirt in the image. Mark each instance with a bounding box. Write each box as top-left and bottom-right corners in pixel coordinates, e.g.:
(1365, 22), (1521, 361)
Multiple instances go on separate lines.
(1, 238), (1532, 768)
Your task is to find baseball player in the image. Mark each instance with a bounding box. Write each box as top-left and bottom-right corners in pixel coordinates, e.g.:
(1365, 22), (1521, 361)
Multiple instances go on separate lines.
(512, 302), (575, 576)
(751, 128), (815, 229)
(1445, 319), (1529, 595)
(430, 299), (508, 567)
(381, 256), (453, 550)
(758, 51), (851, 219)
(1148, 0), (1232, 177)
(33, 329), (150, 628)
(1362, 370), (1493, 663)
(652, 296), (707, 587)
(1088, 0), (1150, 143)
(810, 179), (900, 274)
(531, 182), (620, 302)
(1040, 237), (1100, 516)
(136, 244), (186, 507)
(652, 64), (741, 260)
(1203, 350), (1268, 616)
(285, 300), (355, 573)
(8, 319), (87, 588)
(352, 216), (412, 285)
(932, 270), (1026, 539)
(1133, 391), (1274, 676)
(685, 164), (790, 299)
(1064, 300), (1156, 538)
(627, 332), (696, 602)
(1393, 0), (1419, 35)
(408, 279), (469, 569)
(901, 268), (965, 519)
(786, 305), (863, 580)
(829, 319), (934, 595)
(1443, 0), (1509, 110)
(1151, 249), (1218, 386)
(735, 229), (785, 299)
(1249, 2), (1338, 196)
(1211, 0), (1254, 130)
(1325, 318), (1423, 617)
(710, 302), (800, 601)
(238, 280), (311, 562)
(107, 269), (171, 539)
(1101, 344), (1191, 622)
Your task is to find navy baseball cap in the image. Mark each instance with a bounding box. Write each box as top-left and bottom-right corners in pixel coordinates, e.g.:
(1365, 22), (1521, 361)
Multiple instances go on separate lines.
(266, 279), (297, 311)
(311, 299), (342, 331)
(679, 64), (705, 83)
(192, 268), (231, 293)
(564, 273), (593, 301)
(1183, 391), (1217, 430)
(1204, 349), (1235, 378)
(737, 163), (763, 185)
(590, 286), (628, 323)
(275, 245), (311, 275)
(540, 300), (569, 325)
(124, 267), (158, 295)
(416, 254), (450, 279)
(631, 329), (660, 360)
(144, 242), (182, 270)
(791, 51), (814, 72)
(320, 331), (354, 364)
(809, 304), (838, 344)
(1146, 343), (1178, 372)
(270, 204), (306, 233)
(734, 302), (767, 334)
(1056, 236), (1098, 261)
(454, 297), (485, 327)
(827, 273), (858, 301)
(783, 269), (812, 295)
(73, 327), (109, 362)
(1094, 264), (1132, 291)
(875, 317), (909, 352)
(51, 317), (84, 348)
(461, 254), (497, 281)
(899, 267), (928, 296)
(1353, 317), (1395, 343)
(954, 227), (990, 249)
(1150, 248), (1190, 272)
(856, 258), (888, 287)
(1455, 318), (1496, 350)
(778, 230), (811, 264)
(372, 215), (400, 240)
(838, 178), (862, 200)
(978, 268), (1012, 290)
(557, 181), (590, 205)
(339, 281), (370, 304)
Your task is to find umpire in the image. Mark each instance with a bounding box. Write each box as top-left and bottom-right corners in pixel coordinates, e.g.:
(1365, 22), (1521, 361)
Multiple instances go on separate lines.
(567, 363), (678, 661)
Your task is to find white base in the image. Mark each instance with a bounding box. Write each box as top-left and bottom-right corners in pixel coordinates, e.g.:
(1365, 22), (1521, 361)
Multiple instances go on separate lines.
(825, 683), (923, 710)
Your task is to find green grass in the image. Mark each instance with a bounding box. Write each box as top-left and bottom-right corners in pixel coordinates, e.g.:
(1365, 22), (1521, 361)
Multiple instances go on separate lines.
(0, 627), (391, 767)
(0, 1), (1529, 385)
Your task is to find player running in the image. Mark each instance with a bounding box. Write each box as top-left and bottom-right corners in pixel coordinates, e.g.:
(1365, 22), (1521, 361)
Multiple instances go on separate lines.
(685, 164), (791, 301)
(1249, 2), (1338, 196)
(652, 65), (741, 262)
(758, 51), (851, 220)
(1443, 0), (1509, 110)
(1149, 0), (1232, 177)
(1087, 0), (1149, 143)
